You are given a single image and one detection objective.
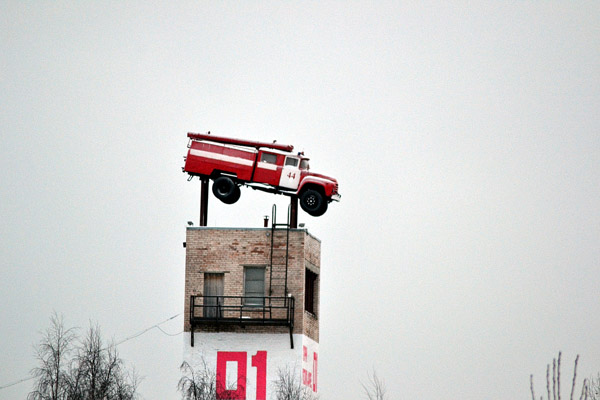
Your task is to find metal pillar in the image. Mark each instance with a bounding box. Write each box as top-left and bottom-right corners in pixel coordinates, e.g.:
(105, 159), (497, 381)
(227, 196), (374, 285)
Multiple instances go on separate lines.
(200, 177), (209, 226)
(289, 196), (298, 229)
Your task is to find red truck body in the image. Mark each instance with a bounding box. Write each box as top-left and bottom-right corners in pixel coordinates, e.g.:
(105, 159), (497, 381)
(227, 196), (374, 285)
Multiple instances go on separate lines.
(183, 133), (340, 216)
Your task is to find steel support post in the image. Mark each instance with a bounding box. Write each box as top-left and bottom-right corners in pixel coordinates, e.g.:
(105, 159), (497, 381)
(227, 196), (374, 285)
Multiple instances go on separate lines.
(200, 177), (209, 226)
(290, 196), (298, 228)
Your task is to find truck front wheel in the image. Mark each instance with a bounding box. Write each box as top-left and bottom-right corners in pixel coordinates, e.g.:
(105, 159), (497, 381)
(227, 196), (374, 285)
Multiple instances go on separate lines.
(212, 176), (241, 204)
(300, 189), (328, 216)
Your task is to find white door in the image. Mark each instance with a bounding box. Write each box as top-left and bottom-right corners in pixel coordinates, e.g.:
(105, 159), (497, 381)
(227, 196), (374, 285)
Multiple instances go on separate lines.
(279, 157), (301, 189)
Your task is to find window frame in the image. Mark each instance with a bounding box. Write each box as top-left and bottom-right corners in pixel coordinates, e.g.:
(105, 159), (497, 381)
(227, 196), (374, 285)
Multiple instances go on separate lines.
(285, 157), (299, 167)
(243, 266), (266, 307)
(260, 152), (277, 164)
(305, 268), (318, 316)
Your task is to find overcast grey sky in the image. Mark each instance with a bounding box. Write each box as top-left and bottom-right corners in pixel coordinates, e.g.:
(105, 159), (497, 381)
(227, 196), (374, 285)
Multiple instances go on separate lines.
(1, 1), (599, 399)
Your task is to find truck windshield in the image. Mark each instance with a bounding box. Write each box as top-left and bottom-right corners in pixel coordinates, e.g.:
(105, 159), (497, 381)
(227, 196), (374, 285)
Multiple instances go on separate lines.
(285, 157), (299, 167)
(300, 159), (309, 170)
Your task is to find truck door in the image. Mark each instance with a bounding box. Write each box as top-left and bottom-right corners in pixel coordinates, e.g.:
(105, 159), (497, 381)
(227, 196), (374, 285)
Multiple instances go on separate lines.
(253, 151), (282, 186)
(279, 156), (301, 190)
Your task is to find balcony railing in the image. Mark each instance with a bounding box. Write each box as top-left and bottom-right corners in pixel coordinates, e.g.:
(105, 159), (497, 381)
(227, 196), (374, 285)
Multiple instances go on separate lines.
(189, 295), (295, 348)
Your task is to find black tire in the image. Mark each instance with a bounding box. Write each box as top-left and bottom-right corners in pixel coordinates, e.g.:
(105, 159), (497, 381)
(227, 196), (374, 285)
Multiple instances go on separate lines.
(300, 189), (328, 216)
(227, 185), (241, 204)
(212, 176), (240, 204)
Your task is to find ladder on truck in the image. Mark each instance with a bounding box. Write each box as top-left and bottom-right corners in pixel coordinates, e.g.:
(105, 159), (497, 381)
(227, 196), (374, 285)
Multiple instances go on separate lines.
(269, 204), (291, 298)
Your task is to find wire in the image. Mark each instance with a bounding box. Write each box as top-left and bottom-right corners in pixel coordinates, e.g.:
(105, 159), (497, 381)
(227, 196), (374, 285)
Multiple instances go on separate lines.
(0, 376), (35, 390)
(156, 325), (183, 337)
(0, 313), (182, 391)
(114, 313), (181, 346)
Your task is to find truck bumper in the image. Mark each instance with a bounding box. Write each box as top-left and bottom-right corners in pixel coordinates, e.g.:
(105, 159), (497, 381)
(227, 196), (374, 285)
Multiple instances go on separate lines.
(330, 193), (341, 202)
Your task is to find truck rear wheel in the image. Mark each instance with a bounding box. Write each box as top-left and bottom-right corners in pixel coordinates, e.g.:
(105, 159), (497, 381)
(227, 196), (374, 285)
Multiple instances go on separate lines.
(300, 189), (328, 216)
(212, 176), (241, 204)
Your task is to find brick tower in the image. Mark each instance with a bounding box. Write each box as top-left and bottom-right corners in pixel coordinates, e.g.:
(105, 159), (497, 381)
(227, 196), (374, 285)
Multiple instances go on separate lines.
(182, 216), (320, 399)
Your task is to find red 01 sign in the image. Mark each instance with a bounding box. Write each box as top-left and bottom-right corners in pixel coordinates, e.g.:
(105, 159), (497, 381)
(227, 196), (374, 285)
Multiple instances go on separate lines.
(216, 351), (266, 400)
(302, 345), (318, 393)
(216, 349), (318, 399)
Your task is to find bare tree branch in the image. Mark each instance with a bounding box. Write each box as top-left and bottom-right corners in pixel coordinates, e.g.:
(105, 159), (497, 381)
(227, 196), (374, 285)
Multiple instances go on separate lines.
(361, 369), (386, 400)
(531, 353), (592, 400)
(558, 352), (562, 400)
(177, 360), (217, 400)
(570, 355), (580, 400)
(579, 378), (588, 400)
(272, 365), (316, 400)
(548, 365), (552, 400)
(28, 314), (139, 400)
(587, 374), (600, 400)
(28, 312), (77, 400)
(554, 358), (558, 400)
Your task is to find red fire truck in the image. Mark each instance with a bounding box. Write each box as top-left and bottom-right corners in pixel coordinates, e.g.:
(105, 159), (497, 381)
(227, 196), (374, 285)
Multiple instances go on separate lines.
(183, 132), (340, 216)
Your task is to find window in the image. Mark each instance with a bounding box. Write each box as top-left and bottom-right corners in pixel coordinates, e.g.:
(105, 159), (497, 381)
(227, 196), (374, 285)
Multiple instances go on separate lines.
(285, 157), (299, 167)
(305, 269), (318, 315)
(244, 267), (265, 306)
(260, 153), (277, 164)
(300, 159), (310, 170)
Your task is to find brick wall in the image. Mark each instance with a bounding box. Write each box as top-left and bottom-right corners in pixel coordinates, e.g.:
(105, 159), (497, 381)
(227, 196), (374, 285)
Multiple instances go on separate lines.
(184, 227), (320, 342)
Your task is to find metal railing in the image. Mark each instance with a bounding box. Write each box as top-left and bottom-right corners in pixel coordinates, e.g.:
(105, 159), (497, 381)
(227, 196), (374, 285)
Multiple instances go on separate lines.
(189, 295), (295, 348)
(190, 295), (294, 324)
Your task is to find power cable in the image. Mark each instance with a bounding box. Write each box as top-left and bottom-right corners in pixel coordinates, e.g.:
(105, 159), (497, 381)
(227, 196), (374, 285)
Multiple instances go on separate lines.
(156, 325), (183, 337)
(0, 375), (35, 390)
(114, 313), (181, 346)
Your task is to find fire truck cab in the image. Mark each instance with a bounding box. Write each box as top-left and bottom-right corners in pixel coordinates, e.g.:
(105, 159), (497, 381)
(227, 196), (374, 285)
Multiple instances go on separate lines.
(183, 132), (340, 216)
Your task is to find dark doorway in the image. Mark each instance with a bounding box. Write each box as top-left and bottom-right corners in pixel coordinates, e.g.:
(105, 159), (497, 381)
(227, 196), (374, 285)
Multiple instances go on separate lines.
(203, 273), (224, 318)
